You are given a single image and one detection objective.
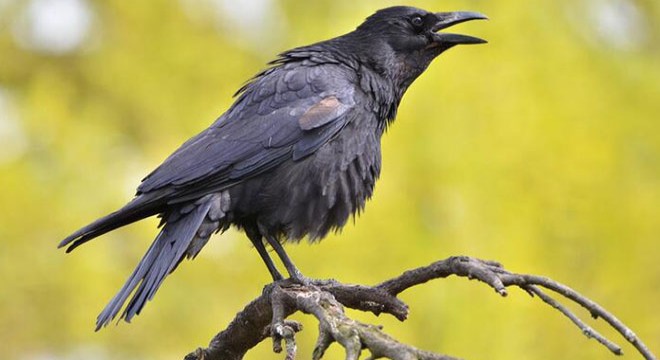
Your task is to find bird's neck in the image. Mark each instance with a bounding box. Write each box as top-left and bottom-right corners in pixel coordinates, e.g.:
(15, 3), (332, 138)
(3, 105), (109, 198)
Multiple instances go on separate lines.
(337, 32), (431, 90)
(330, 33), (429, 128)
(280, 34), (424, 129)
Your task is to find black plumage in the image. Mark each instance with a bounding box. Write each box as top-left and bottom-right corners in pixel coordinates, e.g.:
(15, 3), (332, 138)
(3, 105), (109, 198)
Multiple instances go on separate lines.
(59, 6), (487, 329)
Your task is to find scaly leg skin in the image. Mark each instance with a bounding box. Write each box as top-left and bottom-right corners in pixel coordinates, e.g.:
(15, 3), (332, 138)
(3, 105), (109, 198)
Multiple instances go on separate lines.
(246, 228), (284, 282)
(265, 235), (313, 286)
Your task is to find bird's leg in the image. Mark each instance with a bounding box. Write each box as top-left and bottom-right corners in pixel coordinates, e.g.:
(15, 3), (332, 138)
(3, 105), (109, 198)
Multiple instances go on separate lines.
(264, 235), (309, 284)
(246, 229), (284, 281)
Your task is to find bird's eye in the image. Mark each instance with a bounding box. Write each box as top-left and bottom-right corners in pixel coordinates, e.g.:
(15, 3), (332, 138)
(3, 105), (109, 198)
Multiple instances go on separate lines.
(410, 16), (424, 28)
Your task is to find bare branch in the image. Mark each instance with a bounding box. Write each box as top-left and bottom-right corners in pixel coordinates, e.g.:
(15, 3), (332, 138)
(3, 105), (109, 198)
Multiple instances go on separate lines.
(526, 285), (622, 355)
(185, 256), (657, 360)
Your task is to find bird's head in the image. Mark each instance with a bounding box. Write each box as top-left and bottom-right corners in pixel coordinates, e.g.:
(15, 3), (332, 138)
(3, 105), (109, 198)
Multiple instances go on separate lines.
(349, 6), (487, 88)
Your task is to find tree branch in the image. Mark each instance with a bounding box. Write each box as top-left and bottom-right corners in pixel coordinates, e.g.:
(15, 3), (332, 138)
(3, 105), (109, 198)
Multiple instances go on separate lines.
(185, 256), (657, 360)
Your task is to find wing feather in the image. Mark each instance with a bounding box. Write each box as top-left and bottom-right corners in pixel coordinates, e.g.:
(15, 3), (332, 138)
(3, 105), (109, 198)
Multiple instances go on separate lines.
(137, 64), (358, 199)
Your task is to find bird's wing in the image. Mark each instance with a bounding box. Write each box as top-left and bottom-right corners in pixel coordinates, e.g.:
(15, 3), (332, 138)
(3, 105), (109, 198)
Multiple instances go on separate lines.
(137, 64), (359, 200)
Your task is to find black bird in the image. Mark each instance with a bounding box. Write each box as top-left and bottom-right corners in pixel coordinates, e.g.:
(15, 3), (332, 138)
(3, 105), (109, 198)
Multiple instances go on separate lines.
(60, 6), (487, 329)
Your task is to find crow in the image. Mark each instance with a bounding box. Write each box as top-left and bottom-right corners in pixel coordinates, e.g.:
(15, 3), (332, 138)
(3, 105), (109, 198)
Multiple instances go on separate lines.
(59, 6), (487, 329)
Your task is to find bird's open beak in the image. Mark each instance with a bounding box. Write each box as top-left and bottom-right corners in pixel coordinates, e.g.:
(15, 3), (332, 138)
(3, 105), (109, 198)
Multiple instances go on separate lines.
(432, 11), (488, 45)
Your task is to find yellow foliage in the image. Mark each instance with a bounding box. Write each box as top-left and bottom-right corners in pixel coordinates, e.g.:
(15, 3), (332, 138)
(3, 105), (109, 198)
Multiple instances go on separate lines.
(0, 0), (658, 359)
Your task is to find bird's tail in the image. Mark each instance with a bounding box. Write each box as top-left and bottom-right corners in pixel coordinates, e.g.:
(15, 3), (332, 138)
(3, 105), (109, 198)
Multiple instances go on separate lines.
(95, 192), (229, 330)
(59, 193), (166, 252)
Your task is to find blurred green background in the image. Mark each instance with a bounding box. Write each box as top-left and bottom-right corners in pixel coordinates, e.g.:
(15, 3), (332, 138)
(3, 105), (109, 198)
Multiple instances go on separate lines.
(1, 0), (658, 359)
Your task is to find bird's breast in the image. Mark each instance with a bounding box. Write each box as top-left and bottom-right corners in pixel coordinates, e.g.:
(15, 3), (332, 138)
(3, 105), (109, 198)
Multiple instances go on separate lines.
(233, 115), (382, 242)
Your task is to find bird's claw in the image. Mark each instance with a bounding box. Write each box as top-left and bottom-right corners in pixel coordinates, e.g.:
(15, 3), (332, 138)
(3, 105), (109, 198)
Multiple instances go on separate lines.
(289, 272), (314, 287)
(267, 281), (305, 358)
(270, 320), (301, 355)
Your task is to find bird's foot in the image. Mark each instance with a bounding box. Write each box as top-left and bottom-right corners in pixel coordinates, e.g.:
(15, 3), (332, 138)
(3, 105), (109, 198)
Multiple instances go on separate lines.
(267, 282), (304, 358)
(288, 270), (314, 287)
(267, 319), (303, 356)
(268, 272), (314, 290)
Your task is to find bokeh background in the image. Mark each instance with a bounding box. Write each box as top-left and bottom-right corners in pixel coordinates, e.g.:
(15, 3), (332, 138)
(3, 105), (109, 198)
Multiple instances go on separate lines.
(1, 0), (658, 359)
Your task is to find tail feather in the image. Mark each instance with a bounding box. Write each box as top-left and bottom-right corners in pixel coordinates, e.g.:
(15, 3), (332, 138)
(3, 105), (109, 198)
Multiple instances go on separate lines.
(59, 193), (165, 252)
(95, 193), (226, 330)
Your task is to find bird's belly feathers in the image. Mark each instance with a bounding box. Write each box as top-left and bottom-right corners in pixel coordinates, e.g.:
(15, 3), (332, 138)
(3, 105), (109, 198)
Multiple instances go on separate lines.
(232, 119), (382, 241)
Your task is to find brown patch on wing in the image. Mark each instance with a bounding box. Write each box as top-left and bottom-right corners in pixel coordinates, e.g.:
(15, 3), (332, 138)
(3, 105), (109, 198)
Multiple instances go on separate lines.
(298, 96), (342, 130)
